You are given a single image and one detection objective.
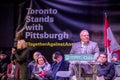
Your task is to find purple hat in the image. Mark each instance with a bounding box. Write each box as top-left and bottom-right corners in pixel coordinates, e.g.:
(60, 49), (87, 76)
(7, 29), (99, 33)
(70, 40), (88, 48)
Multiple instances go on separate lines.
(112, 53), (119, 58)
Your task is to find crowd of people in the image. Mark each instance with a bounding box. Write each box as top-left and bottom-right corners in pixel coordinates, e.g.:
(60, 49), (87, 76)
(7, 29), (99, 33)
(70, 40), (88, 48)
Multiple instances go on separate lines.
(0, 30), (120, 80)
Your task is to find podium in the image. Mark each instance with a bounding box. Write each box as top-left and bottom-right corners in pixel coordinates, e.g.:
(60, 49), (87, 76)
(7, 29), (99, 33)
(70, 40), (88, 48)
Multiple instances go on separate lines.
(65, 54), (98, 80)
(73, 62), (98, 80)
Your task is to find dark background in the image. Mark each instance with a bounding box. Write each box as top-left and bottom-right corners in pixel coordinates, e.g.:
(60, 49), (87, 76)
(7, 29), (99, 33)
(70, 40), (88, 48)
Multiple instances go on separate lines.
(0, 0), (26, 49)
(0, 3), (13, 48)
(0, 0), (120, 62)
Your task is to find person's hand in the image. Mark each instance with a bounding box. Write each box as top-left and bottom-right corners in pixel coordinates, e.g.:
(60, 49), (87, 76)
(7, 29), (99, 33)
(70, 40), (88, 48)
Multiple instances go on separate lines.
(12, 48), (16, 54)
(71, 75), (77, 80)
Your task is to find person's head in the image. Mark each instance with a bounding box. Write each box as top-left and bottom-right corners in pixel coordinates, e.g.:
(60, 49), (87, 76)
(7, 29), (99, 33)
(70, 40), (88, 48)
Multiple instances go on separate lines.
(37, 56), (47, 65)
(33, 51), (42, 61)
(80, 30), (89, 43)
(0, 51), (7, 60)
(17, 39), (27, 49)
(53, 51), (63, 63)
(11, 60), (16, 65)
(98, 53), (107, 64)
(111, 53), (119, 62)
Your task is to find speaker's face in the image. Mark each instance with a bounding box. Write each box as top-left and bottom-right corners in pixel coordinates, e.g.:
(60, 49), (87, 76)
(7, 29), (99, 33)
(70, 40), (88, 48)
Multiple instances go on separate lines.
(80, 30), (89, 43)
(17, 41), (22, 49)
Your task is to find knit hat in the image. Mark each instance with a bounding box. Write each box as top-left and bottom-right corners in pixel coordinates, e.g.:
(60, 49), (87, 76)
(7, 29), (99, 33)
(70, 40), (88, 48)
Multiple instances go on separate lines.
(112, 53), (119, 59)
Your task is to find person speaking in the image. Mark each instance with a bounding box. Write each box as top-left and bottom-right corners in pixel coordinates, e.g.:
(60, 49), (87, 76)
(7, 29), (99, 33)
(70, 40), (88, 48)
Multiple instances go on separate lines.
(12, 39), (30, 80)
(70, 30), (100, 80)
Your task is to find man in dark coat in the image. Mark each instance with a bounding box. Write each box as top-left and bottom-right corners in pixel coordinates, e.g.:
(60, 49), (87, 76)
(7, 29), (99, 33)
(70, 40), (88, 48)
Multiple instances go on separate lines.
(51, 51), (70, 80)
(97, 53), (115, 80)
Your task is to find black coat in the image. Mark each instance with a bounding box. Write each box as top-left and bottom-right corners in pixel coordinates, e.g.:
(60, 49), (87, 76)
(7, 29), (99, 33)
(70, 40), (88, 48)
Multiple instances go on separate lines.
(97, 62), (115, 80)
(11, 47), (30, 80)
(51, 59), (70, 80)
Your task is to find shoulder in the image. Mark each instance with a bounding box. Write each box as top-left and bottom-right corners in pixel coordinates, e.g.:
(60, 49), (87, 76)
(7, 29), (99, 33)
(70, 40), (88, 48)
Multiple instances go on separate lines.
(46, 62), (51, 65)
(21, 47), (31, 54)
(113, 61), (120, 65)
(28, 60), (35, 65)
(7, 63), (12, 67)
(89, 41), (97, 44)
(106, 62), (114, 68)
(62, 60), (70, 65)
(89, 41), (98, 47)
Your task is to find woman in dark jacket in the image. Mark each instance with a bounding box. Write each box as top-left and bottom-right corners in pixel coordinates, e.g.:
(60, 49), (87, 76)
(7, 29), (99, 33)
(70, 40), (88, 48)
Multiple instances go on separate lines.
(12, 40), (30, 80)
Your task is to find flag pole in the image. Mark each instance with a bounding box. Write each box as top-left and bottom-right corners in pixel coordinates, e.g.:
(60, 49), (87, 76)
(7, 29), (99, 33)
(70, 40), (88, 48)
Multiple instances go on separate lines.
(104, 12), (107, 54)
(104, 12), (111, 62)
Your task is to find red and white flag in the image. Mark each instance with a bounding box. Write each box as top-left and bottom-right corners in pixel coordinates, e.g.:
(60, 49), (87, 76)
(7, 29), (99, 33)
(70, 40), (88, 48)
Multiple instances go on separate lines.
(104, 13), (120, 61)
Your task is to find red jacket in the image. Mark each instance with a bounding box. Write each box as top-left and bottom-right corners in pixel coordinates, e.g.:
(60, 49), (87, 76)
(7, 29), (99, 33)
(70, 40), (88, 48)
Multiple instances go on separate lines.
(7, 63), (19, 80)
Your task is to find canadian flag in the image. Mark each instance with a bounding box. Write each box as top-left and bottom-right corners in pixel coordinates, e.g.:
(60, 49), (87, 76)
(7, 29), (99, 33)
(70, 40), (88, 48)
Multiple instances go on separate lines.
(104, 13), (120, 61)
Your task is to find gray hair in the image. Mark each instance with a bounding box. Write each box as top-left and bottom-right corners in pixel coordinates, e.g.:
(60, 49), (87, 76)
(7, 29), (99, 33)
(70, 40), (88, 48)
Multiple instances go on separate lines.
(18, 40), (27, 49)
(80, 30), (89, 36)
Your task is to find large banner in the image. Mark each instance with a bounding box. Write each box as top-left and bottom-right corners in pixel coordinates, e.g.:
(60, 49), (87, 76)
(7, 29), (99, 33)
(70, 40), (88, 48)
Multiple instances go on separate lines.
(15, 0), (120, 61)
